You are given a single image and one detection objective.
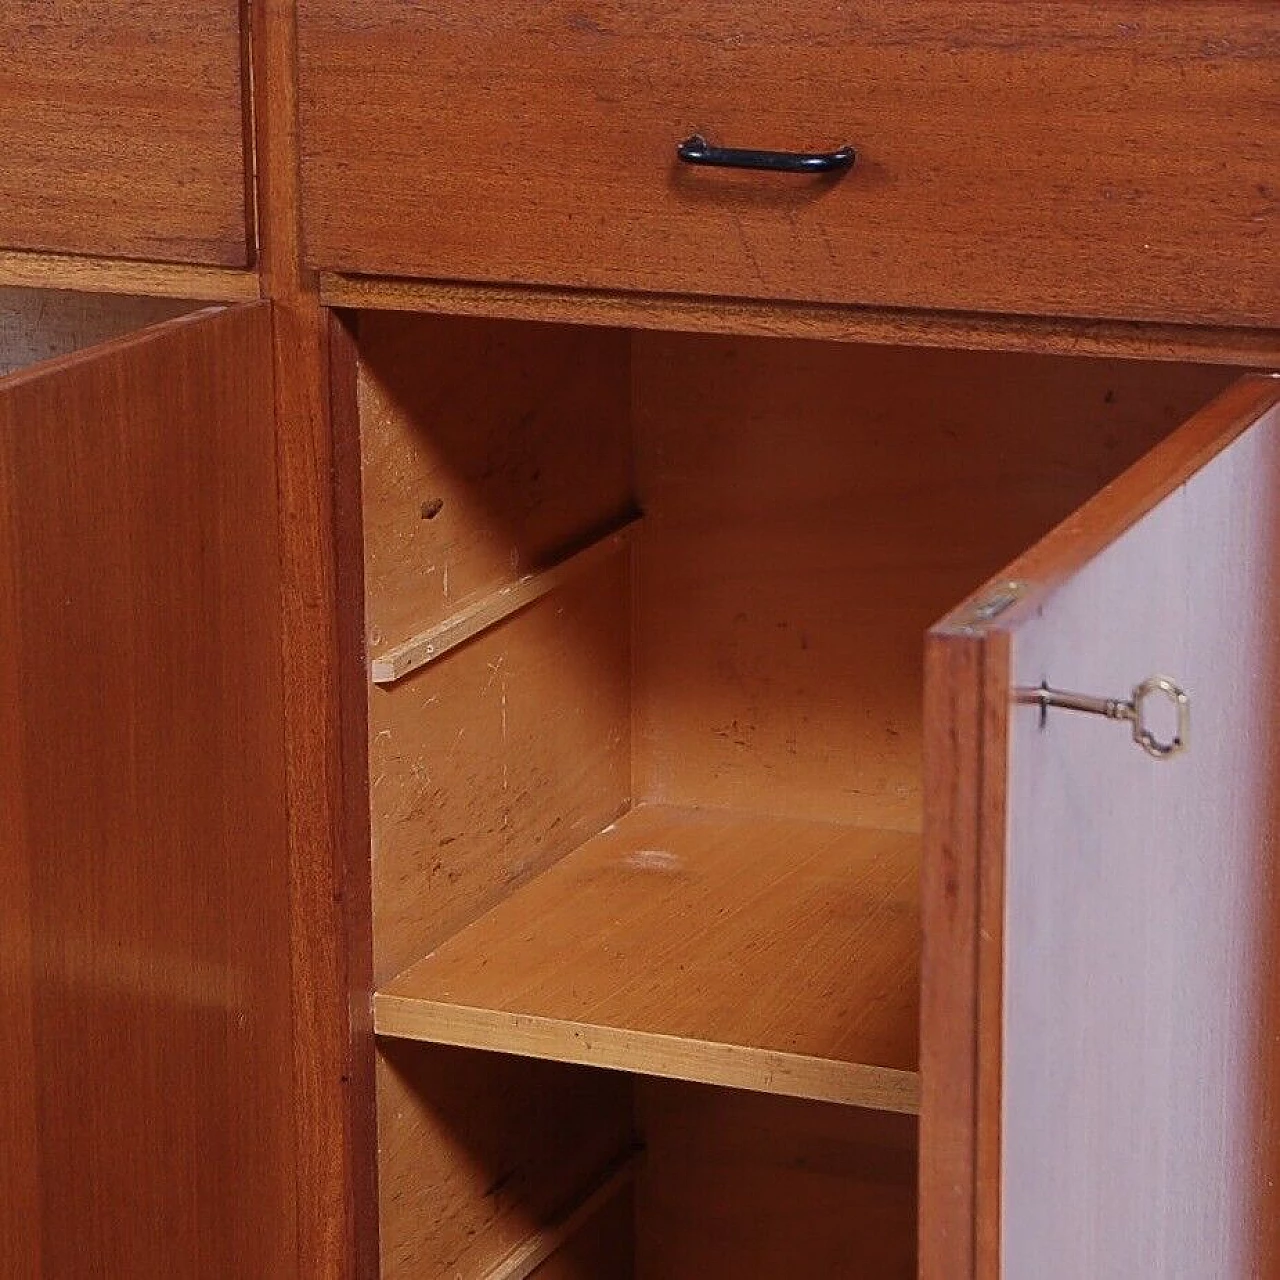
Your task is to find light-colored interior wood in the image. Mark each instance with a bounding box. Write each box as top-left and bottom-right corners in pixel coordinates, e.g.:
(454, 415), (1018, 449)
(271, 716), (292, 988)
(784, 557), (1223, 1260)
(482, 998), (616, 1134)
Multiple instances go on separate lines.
(480, 1150), (639, 1280)
(993, 390), (1280, 1277)
(527, 1185), (635, 1279)
(358, 311), (632, 660)
(377, 803), (921, 1111)
(354, 313), (1242, 1277)
(0, 288), (198, 378)
(372, 520), (638, 685)
(369, 556), (631, 986)
(636, 1083), (917, 1279)
(633, 336), (1238, 832)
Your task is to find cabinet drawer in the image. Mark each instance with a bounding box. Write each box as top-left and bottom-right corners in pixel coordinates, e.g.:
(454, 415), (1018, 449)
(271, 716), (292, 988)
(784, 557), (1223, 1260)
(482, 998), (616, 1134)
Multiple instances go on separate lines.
(298, 1), (1277, 324)
(0, 2), (250, 265)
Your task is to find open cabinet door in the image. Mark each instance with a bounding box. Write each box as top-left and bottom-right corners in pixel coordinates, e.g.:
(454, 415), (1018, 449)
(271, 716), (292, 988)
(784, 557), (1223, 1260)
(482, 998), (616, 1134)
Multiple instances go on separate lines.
(921, 375), (1280, 1280)
(0, 305), (297, 1276)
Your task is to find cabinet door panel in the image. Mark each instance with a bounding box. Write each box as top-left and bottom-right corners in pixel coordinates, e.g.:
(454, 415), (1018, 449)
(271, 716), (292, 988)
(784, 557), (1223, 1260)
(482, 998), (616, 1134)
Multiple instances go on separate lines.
(0, 305), (295, 1276)
(0, 2), (250, 265)
(923, 375), (1280, 1279)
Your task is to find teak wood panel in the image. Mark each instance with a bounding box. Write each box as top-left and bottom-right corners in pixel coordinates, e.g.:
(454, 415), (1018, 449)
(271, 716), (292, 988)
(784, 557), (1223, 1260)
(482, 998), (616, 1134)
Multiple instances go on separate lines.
(299, 1), (1277, 324)
(0, 306), (295, 1276)
(376, 804), (921, 1112)
(0, 1), (251, 265)
(632, 336), (1237, 832)
(924, 375), (1280, 1279)
(636, 1083), (917, 1279)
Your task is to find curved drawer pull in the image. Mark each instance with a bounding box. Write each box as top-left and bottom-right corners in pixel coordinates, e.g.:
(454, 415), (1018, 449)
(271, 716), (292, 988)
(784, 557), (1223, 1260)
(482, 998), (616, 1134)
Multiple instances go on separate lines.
(1018, 676), (1190, 760)
(676, 134), (856, 175)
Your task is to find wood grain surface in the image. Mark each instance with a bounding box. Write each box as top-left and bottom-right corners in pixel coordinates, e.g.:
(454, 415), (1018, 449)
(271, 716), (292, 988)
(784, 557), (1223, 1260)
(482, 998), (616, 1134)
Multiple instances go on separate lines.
(357, 310), (633, 660)
(637, 1082), (917, 1278)
(375, 1042), (633, 1280)
(368, 555), (632, 985)
(927, 374), (1280, 1278)
(252, 0), (379, 1272)
(0, 251), (259, 304)
(632, 335), (1237, 832)
(0, 0), (251, 264)
(0, 305), (295, 1276)
(377, 804), (922, 1111)
(321, 275), (1280, 369)
(299, 1), (1278, 324)
(0, 288), (195, 377)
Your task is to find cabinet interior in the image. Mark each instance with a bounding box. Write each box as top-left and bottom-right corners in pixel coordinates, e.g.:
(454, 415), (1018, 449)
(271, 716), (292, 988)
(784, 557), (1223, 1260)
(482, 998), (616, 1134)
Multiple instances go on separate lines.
(0, 287), (197, 378)
(344, 309), (1237, 1277)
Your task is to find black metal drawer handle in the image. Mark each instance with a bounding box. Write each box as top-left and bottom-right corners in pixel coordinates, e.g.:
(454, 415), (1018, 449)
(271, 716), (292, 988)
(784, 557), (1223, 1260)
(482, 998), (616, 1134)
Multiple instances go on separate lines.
(676, 134), (856, 175)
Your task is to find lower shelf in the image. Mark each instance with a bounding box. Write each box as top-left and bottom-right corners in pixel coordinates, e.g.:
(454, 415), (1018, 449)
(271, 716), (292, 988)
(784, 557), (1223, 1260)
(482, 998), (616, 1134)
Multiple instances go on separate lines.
(375, 803), (921, 1112)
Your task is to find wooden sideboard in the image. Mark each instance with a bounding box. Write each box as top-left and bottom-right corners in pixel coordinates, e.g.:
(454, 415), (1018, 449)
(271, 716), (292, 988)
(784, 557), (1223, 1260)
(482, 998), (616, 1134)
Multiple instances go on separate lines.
(1, 3), (1276, 1277)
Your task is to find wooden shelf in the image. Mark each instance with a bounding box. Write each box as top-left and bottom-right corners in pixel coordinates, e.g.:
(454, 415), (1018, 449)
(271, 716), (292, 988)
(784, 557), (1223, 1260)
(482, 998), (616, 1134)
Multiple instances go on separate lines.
(375, 804), (921, 1113)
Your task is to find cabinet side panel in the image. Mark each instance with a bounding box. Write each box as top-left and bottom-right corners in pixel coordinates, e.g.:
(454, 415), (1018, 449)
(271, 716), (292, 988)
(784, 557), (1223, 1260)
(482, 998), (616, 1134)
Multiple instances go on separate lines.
(0, 306), (296, 1275)
(369, 555), (631, 985)
(357, 311), (632, 658)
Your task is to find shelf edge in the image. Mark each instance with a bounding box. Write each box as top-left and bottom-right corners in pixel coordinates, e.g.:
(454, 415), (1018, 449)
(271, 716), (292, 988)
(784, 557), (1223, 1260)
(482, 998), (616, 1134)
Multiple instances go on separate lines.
(373, 994), (921, 1115)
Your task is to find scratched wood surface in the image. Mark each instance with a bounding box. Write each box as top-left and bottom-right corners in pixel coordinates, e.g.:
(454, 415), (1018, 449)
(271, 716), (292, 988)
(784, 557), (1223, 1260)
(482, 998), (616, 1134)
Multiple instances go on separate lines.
(632, 335), (1236, 831)
(357, 311), (632, 659)
(376, 1041), (633, 1280)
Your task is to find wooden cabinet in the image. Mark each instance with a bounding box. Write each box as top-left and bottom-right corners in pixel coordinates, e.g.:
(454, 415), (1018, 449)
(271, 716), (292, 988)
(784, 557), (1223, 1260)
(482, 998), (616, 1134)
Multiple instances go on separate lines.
(297, 0), (1278, 323)
(1, 4), (1277, 1279)
(333, 306), (1279, 1277)
(0, 2), (252, 265)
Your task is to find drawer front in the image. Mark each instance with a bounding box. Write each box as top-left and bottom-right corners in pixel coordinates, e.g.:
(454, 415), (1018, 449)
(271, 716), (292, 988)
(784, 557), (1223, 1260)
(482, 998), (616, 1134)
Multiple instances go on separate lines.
(0, 2), (250, 265)
(298, 2), (1277, 325)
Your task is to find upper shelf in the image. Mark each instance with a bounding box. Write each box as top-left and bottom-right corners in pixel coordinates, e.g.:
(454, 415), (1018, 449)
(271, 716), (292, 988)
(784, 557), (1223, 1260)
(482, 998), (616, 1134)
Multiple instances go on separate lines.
(375, 803), (921, 1113)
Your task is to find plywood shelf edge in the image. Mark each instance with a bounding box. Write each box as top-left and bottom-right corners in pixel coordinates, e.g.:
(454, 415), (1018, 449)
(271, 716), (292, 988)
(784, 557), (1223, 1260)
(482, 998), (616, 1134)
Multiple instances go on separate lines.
(370, 518), (639, 684)
(374, 994), (921, 1113)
